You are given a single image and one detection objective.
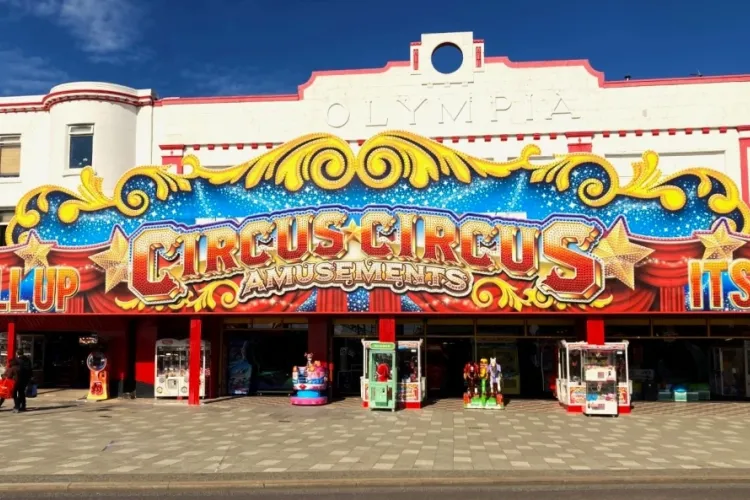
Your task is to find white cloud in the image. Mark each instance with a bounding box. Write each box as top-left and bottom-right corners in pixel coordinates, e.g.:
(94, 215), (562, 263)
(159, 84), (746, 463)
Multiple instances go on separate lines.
(179, 66), (297, 97)
(0, 48), (69, 95)
(0, 0), (145, 60)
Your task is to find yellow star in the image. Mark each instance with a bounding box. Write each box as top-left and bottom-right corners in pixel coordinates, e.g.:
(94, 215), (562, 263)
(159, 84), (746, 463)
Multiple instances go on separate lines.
(593, 219), (654, 290)
(14, 232), (54, 276)
(697, 220), (746, 260)
(89, 227), (130, 292)
(341, 220), (361, 244)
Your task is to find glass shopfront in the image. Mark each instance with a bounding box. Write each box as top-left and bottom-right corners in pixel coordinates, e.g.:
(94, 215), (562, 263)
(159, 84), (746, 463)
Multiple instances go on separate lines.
(224, 318), (308, 395)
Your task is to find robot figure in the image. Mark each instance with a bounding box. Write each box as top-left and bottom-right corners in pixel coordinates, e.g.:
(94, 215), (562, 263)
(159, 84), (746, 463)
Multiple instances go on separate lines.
(463, 362), (480, 403)
(487, 357), (503, 404)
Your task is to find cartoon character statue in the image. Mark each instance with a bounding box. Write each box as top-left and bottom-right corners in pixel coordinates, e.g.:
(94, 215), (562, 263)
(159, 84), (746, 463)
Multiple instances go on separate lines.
(305, 352), (315, 373)
(376, 362), (391, 382)
(487, 357), (503, 405)
(478, 358), (489, 399)
(463, 362), (479, 403)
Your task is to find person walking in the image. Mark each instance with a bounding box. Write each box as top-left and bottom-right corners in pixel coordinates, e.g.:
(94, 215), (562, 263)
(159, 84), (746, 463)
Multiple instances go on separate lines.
(11, 350), (31, 413)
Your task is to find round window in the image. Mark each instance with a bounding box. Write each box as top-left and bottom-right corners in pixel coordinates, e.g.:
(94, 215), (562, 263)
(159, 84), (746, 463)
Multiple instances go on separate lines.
(431, 43), (464, 74)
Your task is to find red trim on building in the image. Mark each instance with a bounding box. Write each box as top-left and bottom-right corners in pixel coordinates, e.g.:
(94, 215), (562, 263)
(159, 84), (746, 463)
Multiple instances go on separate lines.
(568, 142), (592, 153)
(740, 137), (750, 204)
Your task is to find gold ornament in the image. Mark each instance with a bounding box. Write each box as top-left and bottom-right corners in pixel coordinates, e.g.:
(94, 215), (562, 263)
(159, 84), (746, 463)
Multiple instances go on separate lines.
(593, 219), (654, 290)
(341, 220), (362, 244)
(697, 220), (746, 260)
(14, 232), (54, 275)
(89, 228), (130, 292)
(7, 131), (750, 244)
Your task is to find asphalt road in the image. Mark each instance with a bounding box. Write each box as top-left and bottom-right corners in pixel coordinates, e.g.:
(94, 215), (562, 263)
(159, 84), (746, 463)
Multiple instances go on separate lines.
(2, 484), (750, 500)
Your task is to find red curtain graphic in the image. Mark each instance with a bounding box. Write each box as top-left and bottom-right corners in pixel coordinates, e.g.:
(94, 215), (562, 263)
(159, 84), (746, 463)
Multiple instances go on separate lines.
(0, 236), (717, 314)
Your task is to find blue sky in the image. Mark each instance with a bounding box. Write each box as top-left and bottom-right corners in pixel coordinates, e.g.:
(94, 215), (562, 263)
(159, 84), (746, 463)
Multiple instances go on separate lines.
(0, 0), (746, 98)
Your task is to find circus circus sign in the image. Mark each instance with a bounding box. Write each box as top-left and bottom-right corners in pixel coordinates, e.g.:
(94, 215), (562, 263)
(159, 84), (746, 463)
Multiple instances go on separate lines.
(1, 131), (749, 314)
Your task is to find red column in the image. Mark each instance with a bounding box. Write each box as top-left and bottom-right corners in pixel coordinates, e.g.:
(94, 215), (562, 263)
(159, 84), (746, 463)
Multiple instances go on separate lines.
(6, 319), (15, 368)
(586, 316), (605, 345)
(378, 316), (396, 342)
(188, 317), (202, 406)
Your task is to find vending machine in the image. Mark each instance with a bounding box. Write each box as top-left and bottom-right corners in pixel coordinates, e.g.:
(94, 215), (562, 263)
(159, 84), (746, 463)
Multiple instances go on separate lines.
(155, 339), (211, 399)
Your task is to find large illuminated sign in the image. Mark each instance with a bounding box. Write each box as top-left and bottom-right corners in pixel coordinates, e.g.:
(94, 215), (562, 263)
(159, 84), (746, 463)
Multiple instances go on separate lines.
(1, 131), (747, 314)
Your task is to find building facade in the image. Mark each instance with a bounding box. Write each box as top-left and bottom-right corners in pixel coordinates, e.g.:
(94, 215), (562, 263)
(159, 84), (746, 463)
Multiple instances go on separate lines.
(1, 32), (750, 405)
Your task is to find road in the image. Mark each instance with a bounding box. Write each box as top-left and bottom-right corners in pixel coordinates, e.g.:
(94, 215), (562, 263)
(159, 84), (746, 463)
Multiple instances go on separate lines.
(1, 484), (750, 500)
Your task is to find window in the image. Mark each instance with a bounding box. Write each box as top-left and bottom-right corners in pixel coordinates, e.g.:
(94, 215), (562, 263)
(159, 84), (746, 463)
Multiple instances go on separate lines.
(68, 124), (93, 169)
(0, 135), (21, 177)
(0, 209), (12, 247)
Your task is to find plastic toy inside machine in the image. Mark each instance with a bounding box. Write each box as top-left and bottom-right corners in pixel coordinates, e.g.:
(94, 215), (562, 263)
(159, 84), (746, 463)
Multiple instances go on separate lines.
(291, 352), (328, 405)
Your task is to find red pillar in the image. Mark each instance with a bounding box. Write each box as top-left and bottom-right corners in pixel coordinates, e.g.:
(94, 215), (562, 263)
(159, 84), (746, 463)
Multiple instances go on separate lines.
(586, 316), (605, 345)
(378, 316), (396, 342)
(188, 317), (202, 406)
(6, 319), (16, 368)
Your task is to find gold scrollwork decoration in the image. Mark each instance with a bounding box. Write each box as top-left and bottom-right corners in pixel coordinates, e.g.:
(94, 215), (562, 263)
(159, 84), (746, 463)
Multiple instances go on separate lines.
(529, 149), (750, 231)
(471, 276), (613, 312)
(7, 130), (750, 244)
(115, 280), (241, 313)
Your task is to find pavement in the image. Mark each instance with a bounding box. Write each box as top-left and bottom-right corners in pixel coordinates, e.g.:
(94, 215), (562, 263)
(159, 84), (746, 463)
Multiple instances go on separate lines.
(1, 393), (750, 489)
(3, 484), (750, 500)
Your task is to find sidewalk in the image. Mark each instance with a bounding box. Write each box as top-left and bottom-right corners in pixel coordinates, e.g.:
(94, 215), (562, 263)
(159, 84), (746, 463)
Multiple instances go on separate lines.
(0, 396), (749, 477)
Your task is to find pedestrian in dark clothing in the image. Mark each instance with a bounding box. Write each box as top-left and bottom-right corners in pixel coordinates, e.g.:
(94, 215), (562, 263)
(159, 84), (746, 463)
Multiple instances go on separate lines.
(11, 350), (31, 413)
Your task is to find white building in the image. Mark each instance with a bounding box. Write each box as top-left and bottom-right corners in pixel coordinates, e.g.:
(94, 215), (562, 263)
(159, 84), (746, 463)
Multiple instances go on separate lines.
(2, 31), (750, 243)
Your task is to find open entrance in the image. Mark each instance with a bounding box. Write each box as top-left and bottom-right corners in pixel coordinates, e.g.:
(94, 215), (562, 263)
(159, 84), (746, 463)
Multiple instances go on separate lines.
(607, 317), (750, 401)
(223, 318), (308, 396)
(1, 331), (101, 388)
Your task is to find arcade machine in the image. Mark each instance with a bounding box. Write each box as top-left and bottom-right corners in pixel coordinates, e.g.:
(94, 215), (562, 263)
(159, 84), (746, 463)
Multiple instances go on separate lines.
(361, 340), (424, 409)
(154, 338), (211, 399)
(290, 352), (328, 405)
(556, 340), (630, 415)
(363, 341), (397, 411)
(463, 358), (504, 410)
(86, 351), (108, 401)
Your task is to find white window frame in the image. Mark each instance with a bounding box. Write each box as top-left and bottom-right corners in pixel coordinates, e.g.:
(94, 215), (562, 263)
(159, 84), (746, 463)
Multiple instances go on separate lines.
(66, 124), (94, 174)
(0, 134), (21, 182)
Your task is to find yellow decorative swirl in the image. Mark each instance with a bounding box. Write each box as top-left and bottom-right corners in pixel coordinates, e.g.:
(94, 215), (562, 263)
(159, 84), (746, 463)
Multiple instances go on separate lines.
(186, 133), (357, 191)
(8, 164), (193, 243)
(356, 131), (540, 189)
(115, 280), (241, 313)
(471, 276), (613, 312)
(6, 130), (750, 244)
(529, 150), (750, 231)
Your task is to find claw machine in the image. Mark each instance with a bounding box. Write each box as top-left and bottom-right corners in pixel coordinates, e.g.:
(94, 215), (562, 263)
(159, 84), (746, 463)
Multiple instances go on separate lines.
(582, 346), (619, 416)
(362, 341), (397, 411)
(155, 338), (211, 399)
(361, 340), (424, 409)
(557, 341), (630, 415)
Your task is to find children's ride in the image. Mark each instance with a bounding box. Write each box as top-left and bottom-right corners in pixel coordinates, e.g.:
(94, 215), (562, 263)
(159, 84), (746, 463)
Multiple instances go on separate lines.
(367, 342), (397, 411)
(463, 357), (504, 410)
(291, 352), (328, 406)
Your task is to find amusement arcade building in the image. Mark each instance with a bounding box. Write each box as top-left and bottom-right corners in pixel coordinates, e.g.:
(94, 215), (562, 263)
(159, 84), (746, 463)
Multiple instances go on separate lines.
(1, 32), (750, 405)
